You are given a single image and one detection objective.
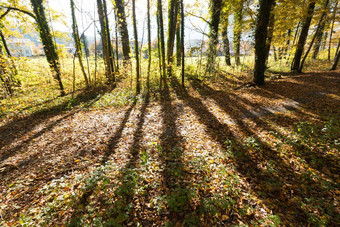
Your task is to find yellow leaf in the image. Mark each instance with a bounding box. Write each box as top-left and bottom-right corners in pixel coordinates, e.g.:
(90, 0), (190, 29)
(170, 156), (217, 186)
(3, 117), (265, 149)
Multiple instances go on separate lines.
(222, 214), (229, 220)
(74, 159), (80, 163)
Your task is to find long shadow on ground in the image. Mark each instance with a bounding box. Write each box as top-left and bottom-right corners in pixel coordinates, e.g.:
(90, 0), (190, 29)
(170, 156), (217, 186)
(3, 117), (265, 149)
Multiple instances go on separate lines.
(0, 86), (110, 163)
(158, 82), (198, 224)
(170, 76), (339, 225)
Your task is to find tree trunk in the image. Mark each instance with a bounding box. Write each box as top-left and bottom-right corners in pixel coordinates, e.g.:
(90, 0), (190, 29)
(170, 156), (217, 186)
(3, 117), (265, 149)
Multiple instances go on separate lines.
(254, 0), (275, 86)
(0, 37), (13, 96)
(206, 0), (222, 73)
(157, 13), (162, 84)
(331, 39), (340, 70)
(103, 0), (116, 75)
(283, 29), (292, 57)
(114, 0), (131, 63)
(328, 0), (338, 61)
(176, 15), (181, 67)
(157, 0), (166, 85)
(312, 20), (327, 59)
(115, 21), (119, 70)
(291, 0), (316, 73)
(147, 0), (151, 90)
(70, 0), (89, 87)
(30, 0), (65, 96)
(265, 4), (275, 63)
(97, 0), (115, 84)
(233, 1), (244, 66)
(0, 29), (18, 75)
(312, 0), (330, 59)
(167, 0), (179, 75)
(132, 0), (140, 94)
(181, 0), (185, 87)
(299, 0), (329, 72)
(221, 9), (231, 66)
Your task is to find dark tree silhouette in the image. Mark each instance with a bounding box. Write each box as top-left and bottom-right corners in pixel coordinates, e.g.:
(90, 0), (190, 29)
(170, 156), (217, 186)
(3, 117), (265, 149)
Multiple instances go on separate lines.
(253, 0), (275, 85)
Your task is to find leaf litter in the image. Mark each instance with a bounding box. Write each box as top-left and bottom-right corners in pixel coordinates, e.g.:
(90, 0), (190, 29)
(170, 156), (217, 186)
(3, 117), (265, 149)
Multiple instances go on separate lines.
(0, 70), (339, 226)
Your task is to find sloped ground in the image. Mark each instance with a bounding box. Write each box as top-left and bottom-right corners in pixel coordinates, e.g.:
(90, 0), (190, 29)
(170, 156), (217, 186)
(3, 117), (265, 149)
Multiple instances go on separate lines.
(0, 71), (339, 226)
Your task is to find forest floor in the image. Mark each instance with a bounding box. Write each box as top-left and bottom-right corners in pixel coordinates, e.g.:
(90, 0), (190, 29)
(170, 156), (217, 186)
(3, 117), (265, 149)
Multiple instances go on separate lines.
(0, 70), (339, 226)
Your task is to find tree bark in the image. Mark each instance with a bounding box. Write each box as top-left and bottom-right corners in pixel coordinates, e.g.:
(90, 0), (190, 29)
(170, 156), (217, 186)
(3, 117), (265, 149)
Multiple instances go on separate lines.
(207, 0), (222, 72)
(97, 0), (115, 84)
(265, 4), (275, 63)
(113, 0), (131, 63)
(181, 0), (185, 87)
(233, 1), (244, 66)
(157, 0), (166, 86)
(328, 0), (338, 61)
(30, 0), (65, 96)
(147, 0), (151, 90)
(0, 29), (18, 75)
(312, 20), (327, 59)
(254, 0), (275, 86)
(299, 0), (329, 72)
(312, 0), (330, 59)
(331, 39), (340, 70)
(176, 20), (181, 67)
(221, 9), (231, 66)
(291, 0), (316, 73)
(70, 0), (89, 87)
(167, 0), (179, 75)
(0, 36), (13, 96)
(132, 0), (140, 94)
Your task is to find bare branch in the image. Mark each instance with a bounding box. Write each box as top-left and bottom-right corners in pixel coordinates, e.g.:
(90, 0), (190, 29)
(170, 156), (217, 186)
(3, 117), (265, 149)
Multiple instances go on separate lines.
(185, 10), (211, 25)
(0, 8), (11, 20)
(0, 6), (36, 20)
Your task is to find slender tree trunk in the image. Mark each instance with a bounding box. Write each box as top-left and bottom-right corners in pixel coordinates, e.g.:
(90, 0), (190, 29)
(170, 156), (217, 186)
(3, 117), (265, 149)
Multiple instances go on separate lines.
(132, 0), (140, 94)
(114, 0), (131, 64)
(292, 21), (301, 47)
(207, 0), (222, 72)
(233, 1), (244, 66)
(0, 30), (18, 75)
(70, 0), (89, 87)
(254, 0), (275, 86)
(0, 38), (13, 96)
(321, 30), (328, 51)
(115, 22), (119, 70)
(30, 0), (65, 96)
(147, 0), (151, 90)
(176, 21), (181, 67)
(299, 0), (329, 72)
(265, 4), (275, 63)
(283, 29), (292, 57)
(157, 13), (163, 86)
(97, 0), (115, 84)
(331, 39), (340, 70)
(221, 9), (231, 66)
(312, 0), (330, 59)
(157, 0), (166, 85)
(328, 0), (338, 61)
(94, 1), (97, 86)
(291, 0), (316, 72)
(167, 0), (179, 76)
(273, 46), (277, 61)
(0, 31), (11, 58)
(103, 0), (116, 74)
(312, 20), (327, 59)
(181, 0), (185, 87)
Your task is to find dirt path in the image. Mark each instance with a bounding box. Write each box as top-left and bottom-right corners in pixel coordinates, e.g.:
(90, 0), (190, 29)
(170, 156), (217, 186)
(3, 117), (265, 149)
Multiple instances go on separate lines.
(0, 71), (339, 226)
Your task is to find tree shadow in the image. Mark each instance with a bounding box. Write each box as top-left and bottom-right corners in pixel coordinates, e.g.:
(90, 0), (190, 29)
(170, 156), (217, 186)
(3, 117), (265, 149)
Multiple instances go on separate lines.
(170, 76), (338, 225)
(69, 95), (152, 225)
(156, 81), (202, 224)
(0, 86), (110, 163)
